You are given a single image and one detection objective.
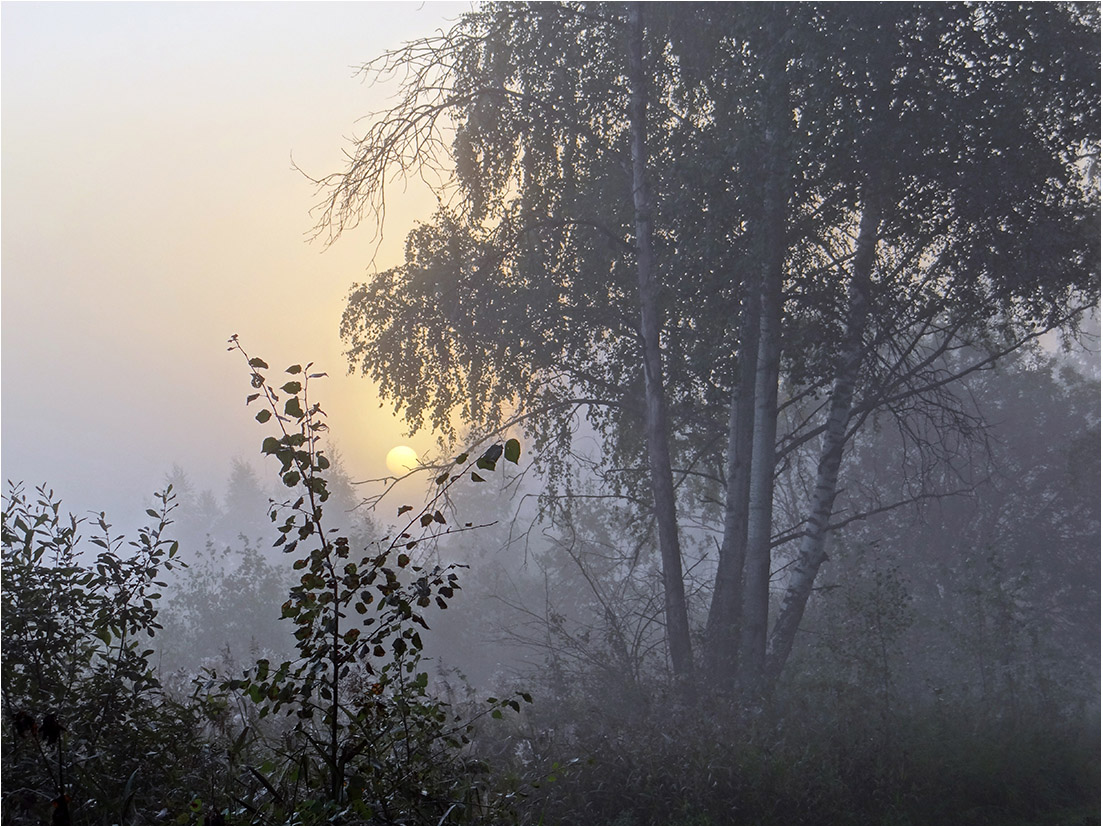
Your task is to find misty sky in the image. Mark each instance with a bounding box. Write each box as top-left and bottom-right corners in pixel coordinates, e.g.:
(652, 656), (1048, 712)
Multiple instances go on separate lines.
(2, 1), (471, 525)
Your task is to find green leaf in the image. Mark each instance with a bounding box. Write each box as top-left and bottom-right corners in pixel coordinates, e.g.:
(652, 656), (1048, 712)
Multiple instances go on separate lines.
(261, 436), (281, 454)
(285, 397), (305, 418)
(471, 472), (485, 482)
(282, 470), (301, 488)
(505, 438), (521, 463)
(286, 364), (302, 374)
(256, 409), (272, 423)
(246, 393), (260, 404)
(455, 452), (469, 464)
(281, 381), (302, 394)
(398, 505), (413, 516)
(248, 357), (269, 369)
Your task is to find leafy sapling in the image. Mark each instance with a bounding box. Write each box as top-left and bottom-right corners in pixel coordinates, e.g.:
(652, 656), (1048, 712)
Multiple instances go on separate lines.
(218, 336), (529, 823)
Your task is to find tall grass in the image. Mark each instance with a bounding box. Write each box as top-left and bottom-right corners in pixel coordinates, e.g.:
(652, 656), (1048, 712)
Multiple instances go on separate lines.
(495, 693), (1099, 825)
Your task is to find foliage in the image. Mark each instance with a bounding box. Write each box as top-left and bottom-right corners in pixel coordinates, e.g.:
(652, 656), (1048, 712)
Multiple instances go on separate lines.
(325, 1), (1100, 690)
(499, 682), (1099, 825)
(0, 483), (211, 825)
(158, 535), (296, 677)
(197, 337), (529, 823)
(511, 696), (1098, 824)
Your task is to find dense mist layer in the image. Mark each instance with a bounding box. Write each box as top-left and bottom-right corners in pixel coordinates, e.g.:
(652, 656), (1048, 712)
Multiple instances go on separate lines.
(4, 3), (1099, 825)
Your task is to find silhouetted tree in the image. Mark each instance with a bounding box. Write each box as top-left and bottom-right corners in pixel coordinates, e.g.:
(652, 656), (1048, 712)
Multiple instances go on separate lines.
(320, 1), (1099, 696)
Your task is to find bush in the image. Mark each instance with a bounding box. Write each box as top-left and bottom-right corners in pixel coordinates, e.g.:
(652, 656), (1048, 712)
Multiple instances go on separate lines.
(501, 679), (1100, 825)
(1, 341), (530, 825)
(1, 483), (213, 825)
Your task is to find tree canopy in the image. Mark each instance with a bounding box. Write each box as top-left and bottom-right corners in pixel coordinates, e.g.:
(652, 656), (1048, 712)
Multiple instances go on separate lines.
(326, 1), (1099, 692)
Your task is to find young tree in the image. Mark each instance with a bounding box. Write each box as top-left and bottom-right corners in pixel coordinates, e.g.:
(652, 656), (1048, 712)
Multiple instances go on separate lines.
(209, 338), (529, 822)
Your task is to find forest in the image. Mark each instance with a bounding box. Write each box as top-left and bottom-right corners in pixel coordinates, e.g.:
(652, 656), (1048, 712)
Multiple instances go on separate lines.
(3, 2), (1100, 824)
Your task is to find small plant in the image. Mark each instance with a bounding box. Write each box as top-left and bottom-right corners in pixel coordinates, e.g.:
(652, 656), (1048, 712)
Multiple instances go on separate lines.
(1, 483), (206, 825)
(212, 336), (528, 823)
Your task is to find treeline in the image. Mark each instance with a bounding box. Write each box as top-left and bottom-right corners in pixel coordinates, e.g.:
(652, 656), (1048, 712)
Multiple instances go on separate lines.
(4, 0), (1100, 823)
(3, 346), (1098, 824)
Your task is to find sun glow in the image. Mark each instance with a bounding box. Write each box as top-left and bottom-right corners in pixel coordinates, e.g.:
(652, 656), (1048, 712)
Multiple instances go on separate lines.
(385, 445), (419, 475)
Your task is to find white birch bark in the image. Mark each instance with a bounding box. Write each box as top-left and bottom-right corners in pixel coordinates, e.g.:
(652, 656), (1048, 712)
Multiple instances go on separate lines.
(736, 25), (790, 693)
(704, 288), (760, 684)
(765, 192), (882, 685)
(627, 2), (693, 680)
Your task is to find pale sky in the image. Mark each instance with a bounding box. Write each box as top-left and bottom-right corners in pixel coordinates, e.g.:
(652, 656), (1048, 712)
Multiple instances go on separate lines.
(2, 1), (471, 525)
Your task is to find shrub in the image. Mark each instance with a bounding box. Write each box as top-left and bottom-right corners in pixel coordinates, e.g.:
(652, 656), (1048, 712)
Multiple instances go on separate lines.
(1, 483), (211, 824)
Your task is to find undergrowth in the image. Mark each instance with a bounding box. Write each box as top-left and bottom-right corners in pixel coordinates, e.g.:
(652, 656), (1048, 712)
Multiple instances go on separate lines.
(493, 691), (1100, 825)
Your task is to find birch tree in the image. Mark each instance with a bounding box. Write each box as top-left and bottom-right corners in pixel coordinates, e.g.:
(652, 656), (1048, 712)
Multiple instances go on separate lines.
(319, 1), (1099, 697)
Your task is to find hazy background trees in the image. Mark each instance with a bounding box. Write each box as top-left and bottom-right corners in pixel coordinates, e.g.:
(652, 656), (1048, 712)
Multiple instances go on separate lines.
(4, 2), (1098, 823)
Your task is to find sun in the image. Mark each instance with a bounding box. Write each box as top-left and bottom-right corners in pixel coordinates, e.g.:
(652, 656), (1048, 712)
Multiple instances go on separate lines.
(385, 445), (419, 475)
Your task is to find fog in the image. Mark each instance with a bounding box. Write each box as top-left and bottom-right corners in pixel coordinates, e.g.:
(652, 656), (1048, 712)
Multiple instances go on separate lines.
(3, 4), (1099, 825)
(2, 2), (469, 527)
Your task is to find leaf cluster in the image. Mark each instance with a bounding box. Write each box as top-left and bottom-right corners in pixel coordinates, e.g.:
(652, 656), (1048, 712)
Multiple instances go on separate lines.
(1, 484), (207, 825)
(206, 339), (531, 822)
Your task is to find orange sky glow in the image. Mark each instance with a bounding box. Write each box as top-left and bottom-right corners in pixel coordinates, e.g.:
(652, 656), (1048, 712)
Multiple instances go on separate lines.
(2, 2), (472, 523)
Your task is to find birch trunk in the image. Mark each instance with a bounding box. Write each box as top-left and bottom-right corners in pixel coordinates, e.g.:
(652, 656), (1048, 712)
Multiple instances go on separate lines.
(736, 31), (790, 696)
(738, 238), (783, 694)
(626, 2), (693, 680)
(704, 279), (760, 685)
(764, 192), (882, 686)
